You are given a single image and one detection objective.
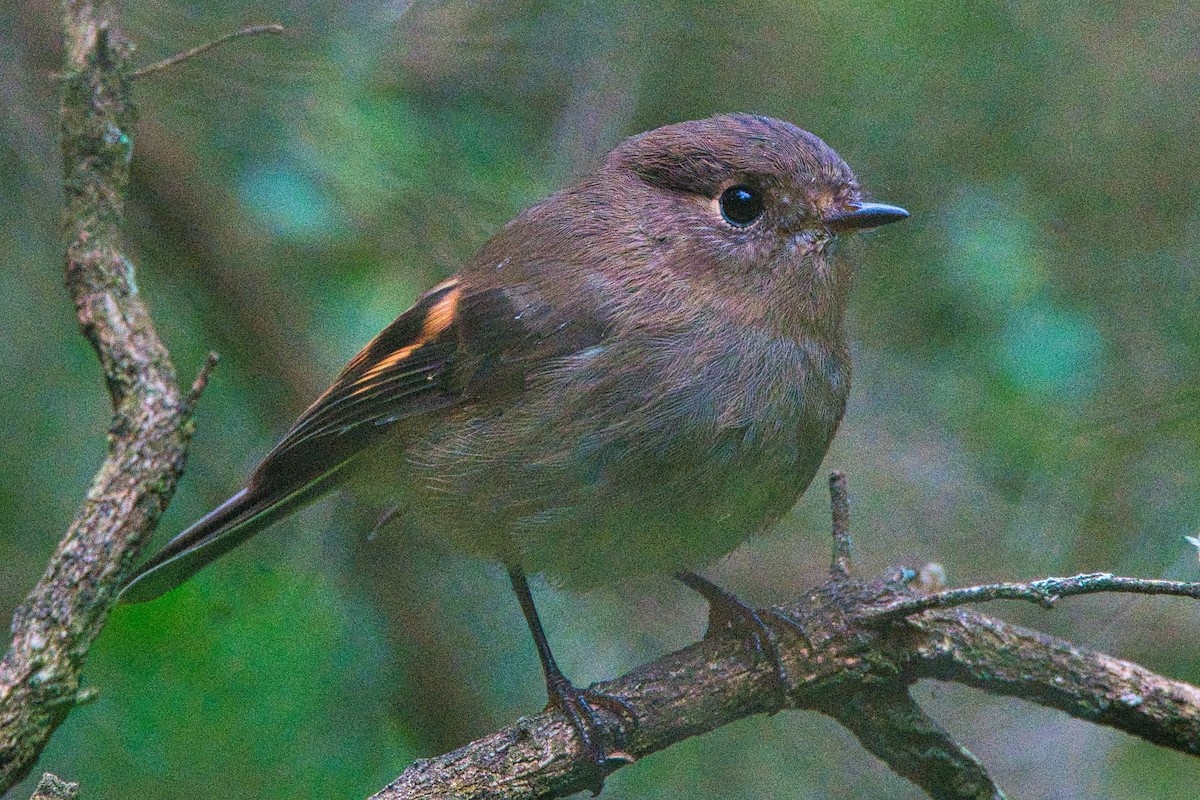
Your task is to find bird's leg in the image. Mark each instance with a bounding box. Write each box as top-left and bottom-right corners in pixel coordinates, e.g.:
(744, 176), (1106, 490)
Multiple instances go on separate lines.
(506, 567), (636, 791)
(677, 570), (805, 706)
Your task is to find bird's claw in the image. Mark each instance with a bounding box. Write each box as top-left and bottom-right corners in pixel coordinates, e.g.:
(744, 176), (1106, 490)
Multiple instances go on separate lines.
(678, 571), (807, 709)
(545, 676), (637, 794)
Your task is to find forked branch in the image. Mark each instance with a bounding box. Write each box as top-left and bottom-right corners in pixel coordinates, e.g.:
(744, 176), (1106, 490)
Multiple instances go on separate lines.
(370, 476), (1200, 800)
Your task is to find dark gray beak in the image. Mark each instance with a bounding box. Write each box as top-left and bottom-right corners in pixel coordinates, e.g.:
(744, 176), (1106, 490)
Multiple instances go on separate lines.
(825, 202), (910, 232)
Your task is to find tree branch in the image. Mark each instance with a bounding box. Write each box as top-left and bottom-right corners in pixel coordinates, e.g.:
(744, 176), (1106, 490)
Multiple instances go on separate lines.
(0, 2), (198, 790)
(368, 476), (1200, 799)
(903, 608), (1200, 754)
(28, 772), (78, 800)
(867, 573), (1200, 620)
(369, 563), (1200, 800)
(823, 685), (1004, 800)
(129, 23), (284, 80)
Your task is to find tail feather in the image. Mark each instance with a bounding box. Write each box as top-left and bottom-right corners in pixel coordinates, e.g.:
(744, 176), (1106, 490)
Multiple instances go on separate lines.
(119, 466), (348, 604)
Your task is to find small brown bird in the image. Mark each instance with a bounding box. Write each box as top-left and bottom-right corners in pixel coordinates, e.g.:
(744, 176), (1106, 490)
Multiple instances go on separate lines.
(121, 114), (907, 775)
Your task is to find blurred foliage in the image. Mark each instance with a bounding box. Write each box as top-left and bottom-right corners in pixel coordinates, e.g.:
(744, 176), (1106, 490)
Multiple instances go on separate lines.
(2, 0), (1200, 797)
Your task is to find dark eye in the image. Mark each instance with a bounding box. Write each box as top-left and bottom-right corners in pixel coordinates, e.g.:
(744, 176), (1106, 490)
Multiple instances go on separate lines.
(718, 185), (764, 227)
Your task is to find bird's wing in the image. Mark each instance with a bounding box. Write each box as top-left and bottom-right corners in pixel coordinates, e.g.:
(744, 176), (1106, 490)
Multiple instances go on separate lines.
(252, 279), (469, 496)
(119, 276), (610, 603)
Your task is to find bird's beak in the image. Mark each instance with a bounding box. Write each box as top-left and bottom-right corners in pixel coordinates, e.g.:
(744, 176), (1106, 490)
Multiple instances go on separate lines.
(824, 202), (910, 232)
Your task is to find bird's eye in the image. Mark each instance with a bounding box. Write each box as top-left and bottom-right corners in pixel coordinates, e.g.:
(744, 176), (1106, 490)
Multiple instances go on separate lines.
(718, 185), (764, 227)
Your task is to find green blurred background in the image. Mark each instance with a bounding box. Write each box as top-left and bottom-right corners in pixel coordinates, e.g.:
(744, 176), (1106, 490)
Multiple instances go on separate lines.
(3, 1), (1200, 797)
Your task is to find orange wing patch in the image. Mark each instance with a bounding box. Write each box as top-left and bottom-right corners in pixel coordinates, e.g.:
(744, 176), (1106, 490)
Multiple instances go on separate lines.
(422, 284), (461, 336)
(354, 285), (462, 389)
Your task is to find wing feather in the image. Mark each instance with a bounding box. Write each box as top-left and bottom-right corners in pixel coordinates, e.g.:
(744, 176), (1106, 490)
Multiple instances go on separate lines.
(120, 274), (613, 603)
(251, 282), (464, 492)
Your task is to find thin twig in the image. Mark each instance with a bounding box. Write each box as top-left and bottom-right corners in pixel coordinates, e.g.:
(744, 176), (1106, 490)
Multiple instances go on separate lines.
(185, 351), (219, 408)
(866, 573), (1200, 623)
(829, 470), (852, 578)
(130, 23), (284, 79)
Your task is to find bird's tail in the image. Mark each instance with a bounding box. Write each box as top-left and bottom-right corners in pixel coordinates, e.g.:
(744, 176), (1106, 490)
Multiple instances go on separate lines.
(118, 472), (342, 604)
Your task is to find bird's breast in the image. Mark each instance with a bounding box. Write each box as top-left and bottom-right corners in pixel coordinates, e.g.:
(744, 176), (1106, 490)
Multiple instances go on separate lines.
(405, 325), (850, 587)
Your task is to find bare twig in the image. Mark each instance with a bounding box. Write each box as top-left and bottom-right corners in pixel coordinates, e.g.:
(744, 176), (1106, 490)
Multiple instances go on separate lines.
(866, 573), (1200, 622)
(185, 351), (220, 408)
(829, 470), (852, 578)
(130, 23), (284, 79)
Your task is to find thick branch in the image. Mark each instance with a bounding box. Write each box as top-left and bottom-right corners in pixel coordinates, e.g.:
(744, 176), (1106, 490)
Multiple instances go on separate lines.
(904, 608), (1200, 753)
(370, 575), (1200, 800)
(0, 2), (196, 789)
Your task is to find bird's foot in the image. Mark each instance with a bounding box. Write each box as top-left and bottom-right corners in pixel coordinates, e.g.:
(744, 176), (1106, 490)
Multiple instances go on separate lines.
(678, 571), (807, 709)
(544, 674), (637, 795)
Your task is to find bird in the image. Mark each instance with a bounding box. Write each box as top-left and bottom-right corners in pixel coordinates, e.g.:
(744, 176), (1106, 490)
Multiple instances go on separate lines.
(119, 113), (908, 778)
